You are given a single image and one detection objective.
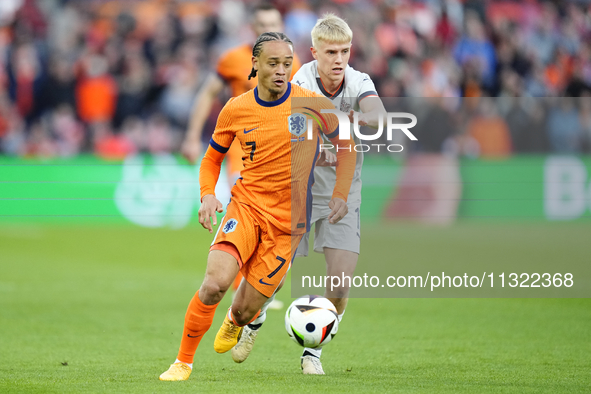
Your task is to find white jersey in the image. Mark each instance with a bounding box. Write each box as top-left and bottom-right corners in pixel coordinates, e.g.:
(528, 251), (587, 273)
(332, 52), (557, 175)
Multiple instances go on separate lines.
(292, 60), (378, 205)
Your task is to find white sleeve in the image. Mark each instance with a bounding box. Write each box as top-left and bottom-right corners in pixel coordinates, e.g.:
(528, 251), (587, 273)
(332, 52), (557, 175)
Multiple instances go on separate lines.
(291, 65), (311, 87)
(357, 73), (378, 101)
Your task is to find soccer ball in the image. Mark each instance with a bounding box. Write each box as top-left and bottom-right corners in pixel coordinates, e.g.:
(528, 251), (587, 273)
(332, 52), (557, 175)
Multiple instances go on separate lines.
(285, 295), (339, 348)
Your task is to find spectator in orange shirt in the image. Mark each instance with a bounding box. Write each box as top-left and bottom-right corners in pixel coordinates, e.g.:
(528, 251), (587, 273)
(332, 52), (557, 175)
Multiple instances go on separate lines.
(464, 97), (512, 157)
(76, 55), (118, 124)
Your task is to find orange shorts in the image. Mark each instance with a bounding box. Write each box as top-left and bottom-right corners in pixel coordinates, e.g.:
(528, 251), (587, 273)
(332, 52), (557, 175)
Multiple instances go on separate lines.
(210, 200), (302, 298)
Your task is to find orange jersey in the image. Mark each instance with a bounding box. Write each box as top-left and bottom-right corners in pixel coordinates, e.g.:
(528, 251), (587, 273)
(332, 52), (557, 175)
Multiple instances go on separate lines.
(216, 44), (302, 97)
(200, 83), (356, 234)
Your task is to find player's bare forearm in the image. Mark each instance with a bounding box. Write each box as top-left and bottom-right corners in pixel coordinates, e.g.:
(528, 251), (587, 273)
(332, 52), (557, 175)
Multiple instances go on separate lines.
(350, 96), (387, 129)
(187, 88), (214, 139)
(198, 194), (223, 233)
(182, 75), (225, 164)
(359, 109), (386, 129)
(181, 138), (203, 165)
(189, 74), (225, 136)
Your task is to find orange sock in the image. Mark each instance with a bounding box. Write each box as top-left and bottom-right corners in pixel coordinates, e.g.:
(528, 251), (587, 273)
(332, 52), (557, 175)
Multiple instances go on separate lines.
(177, 291), (219, 364)
(232, 272), (243, 291)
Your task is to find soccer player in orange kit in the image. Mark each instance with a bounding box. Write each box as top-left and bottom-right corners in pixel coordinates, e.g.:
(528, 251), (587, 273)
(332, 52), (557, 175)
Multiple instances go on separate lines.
(182, 4), (302, 299)
(159, 32), (356, 381)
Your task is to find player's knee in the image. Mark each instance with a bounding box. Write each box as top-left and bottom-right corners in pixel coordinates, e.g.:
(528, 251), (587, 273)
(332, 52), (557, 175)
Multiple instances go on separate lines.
(199, 280), (228, 304)
(230, 303), (256, 326)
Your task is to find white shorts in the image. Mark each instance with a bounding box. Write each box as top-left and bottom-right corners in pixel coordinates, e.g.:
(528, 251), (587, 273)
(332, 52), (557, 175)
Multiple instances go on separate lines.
(296, 202), (361, 257)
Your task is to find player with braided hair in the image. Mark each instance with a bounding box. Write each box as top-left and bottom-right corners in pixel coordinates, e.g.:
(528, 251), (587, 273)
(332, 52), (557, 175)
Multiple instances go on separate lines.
(182, 5), (301, 305)
(159, 31), (357, 382)
(248, 32), (293, 80)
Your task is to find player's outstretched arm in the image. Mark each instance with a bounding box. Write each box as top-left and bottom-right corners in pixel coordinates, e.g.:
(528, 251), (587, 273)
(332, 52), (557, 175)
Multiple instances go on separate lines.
(347, 96), (387, 129)
(326, 132), (356, 224)
(197, 97), (236, 231)
(182, 74), (225, 164)
(198, 194), (224, 233)
(314, 99), (357, 223)
(199, 140), (231, 232)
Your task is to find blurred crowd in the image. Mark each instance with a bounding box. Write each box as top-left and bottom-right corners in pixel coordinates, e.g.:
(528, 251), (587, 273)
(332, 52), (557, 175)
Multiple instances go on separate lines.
(1, 0), (591, 159)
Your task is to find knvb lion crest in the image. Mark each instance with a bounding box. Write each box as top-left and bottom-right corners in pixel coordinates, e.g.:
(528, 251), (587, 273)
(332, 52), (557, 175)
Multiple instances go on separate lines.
(223, 218), (238, 234)
(288, 113), (307, 137)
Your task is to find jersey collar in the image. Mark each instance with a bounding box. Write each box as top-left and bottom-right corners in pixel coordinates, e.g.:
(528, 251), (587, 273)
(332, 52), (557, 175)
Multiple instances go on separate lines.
(254, 82), (291, 107)
(314, 62), (346, 99)
(316, 76), (345, 99)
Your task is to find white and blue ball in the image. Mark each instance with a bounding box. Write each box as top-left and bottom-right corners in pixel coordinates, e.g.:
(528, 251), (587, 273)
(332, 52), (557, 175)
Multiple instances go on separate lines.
(285, 295), (339, 348)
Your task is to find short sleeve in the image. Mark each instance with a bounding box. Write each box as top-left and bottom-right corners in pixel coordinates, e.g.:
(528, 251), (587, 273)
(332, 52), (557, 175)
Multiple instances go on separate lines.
(358, 73), (378, 101)
(216, 51), (236, 84)
(210, 98), (237, 152)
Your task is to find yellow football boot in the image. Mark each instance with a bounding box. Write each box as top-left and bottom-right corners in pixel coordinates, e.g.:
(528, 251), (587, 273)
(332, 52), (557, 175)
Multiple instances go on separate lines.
(159, 362), (192, 381)
(214, 315), (243, 353)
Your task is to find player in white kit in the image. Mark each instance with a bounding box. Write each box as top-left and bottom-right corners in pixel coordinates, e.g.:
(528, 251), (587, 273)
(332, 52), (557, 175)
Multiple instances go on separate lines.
(230, 14), (387, 375)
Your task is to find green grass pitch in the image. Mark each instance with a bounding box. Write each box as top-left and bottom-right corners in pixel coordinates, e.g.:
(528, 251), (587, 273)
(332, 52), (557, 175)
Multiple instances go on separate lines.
(1, 222), (590, 393)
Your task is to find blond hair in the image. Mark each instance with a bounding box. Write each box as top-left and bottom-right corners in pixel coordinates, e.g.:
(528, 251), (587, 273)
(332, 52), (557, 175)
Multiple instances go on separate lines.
(311, 13), (353, 47)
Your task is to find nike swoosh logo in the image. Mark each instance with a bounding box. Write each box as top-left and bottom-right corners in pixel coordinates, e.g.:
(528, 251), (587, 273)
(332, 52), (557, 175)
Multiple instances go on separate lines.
(259, 278), (272, 286)
(187, 333), (202, 338)
(244, 127), (258, 134)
